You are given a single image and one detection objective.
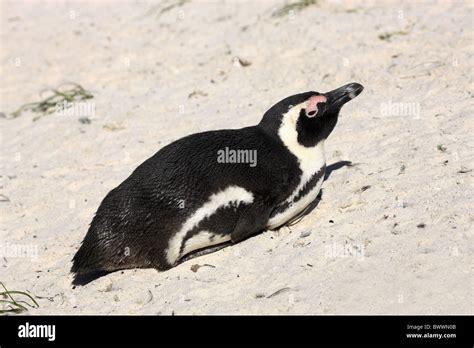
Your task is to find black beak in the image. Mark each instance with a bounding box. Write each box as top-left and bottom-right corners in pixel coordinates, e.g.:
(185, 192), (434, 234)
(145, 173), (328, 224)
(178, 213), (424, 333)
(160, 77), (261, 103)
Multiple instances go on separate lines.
(325, 82), (364, 108)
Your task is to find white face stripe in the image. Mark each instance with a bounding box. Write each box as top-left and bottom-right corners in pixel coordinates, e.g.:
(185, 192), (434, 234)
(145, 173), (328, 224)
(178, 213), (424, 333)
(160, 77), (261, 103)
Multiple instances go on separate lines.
(181, 230), (231, 258)
(277, 102), (326, 200)
(267, 102), (326, 229)
(166, 186), (254, 264)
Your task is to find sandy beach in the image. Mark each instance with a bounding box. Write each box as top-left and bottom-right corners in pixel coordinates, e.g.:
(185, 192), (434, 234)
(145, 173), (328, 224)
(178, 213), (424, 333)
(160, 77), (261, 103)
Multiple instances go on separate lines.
(1, 0), (472, 314)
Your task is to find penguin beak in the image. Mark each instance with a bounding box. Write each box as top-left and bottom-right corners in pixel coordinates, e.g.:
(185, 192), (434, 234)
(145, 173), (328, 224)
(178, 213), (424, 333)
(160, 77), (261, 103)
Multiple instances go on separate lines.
(325, 83), (364, 109)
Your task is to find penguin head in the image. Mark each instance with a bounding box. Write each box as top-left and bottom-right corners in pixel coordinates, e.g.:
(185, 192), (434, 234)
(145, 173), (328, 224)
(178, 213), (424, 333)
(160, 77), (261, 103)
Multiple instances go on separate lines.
(259, 82), (364, 147)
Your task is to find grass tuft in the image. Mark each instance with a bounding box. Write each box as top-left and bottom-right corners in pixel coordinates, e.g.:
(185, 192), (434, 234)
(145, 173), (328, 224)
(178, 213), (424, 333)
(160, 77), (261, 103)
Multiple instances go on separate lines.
(0, 282), (39, 314)
(272, 0), (318, 18)
(378, 31), (409, 42)
(8, 82), (93, 121)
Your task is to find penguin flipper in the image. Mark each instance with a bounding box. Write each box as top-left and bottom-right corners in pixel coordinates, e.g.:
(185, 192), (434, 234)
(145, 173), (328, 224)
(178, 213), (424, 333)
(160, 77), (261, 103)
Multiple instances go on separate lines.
(231, 204), (273, 243)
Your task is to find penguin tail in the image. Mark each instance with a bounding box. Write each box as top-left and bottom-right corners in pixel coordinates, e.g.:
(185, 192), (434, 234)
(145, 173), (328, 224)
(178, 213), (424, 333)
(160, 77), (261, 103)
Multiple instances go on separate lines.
(71, 242), (110, 286)
(72, 269), (111, 286)
(71, 221), (114, 286)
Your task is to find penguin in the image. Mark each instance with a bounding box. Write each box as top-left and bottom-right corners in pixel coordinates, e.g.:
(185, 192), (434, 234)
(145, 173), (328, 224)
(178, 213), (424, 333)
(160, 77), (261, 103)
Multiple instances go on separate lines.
(71, 82), (364, 285)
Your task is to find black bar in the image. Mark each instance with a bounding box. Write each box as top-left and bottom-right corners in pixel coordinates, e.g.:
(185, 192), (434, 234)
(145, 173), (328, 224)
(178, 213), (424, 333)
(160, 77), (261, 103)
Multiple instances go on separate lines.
(0, 315), (472, 346)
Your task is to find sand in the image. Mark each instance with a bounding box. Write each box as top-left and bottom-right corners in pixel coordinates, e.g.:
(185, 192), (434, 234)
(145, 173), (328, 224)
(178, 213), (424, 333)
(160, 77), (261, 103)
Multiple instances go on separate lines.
(0, 0), (472, 314)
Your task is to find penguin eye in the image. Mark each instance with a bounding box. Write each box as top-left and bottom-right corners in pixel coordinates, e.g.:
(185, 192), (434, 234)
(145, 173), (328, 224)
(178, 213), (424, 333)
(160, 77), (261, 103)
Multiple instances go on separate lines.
(305, 95), (328, 118)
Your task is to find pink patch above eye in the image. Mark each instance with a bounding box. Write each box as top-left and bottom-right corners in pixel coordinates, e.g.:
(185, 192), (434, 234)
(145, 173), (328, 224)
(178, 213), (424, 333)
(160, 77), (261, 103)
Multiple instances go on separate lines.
(306, 95), (328, 117)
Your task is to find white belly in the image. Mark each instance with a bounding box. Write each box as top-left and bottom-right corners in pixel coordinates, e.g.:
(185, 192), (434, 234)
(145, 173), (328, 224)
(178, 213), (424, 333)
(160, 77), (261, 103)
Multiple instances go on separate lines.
(181, 231), (231, 257)
(267, 173), (324, 229)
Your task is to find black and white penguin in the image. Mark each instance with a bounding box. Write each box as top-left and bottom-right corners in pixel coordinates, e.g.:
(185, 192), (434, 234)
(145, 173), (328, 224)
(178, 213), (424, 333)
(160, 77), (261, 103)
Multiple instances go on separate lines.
(71, 82), (364, 285)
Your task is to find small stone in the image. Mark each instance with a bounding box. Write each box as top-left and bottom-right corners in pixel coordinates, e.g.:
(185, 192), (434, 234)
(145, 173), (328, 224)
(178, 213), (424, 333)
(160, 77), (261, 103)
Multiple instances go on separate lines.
(300, 230), (311, 238)
(78, 116), (91, 124)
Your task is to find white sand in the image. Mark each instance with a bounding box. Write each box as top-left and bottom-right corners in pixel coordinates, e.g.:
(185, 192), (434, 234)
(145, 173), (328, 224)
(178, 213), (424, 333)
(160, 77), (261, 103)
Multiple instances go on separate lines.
(1, 0), (472, 314)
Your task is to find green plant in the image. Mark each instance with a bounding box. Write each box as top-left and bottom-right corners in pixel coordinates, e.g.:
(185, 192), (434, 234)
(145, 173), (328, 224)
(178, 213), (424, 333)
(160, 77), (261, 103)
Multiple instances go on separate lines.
(0, 282), (39, 314)
(8, 82), (93, 121)
(272, 0), (318, 18)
